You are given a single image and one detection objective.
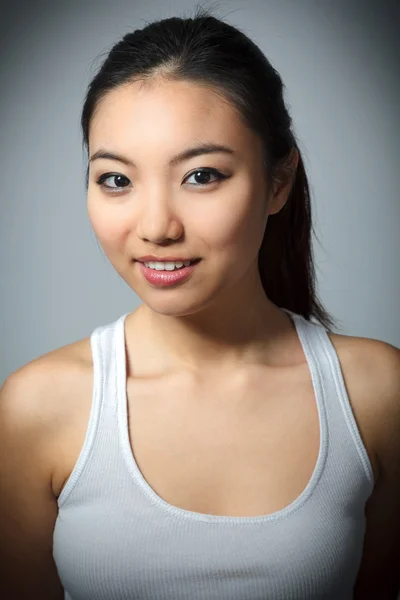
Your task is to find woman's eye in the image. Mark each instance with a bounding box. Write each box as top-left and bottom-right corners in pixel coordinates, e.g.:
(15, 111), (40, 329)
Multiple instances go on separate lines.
(95, 168), (228, 194)
(183, 168), (227, 186)
(96, 173), (131, 192)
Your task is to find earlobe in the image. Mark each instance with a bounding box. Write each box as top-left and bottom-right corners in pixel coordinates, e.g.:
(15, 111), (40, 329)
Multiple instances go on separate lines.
(264, 146), (299, 217)
(264, 191), (287, 217)
(271, 147), (299, 214)
(267, 180), (293, 216)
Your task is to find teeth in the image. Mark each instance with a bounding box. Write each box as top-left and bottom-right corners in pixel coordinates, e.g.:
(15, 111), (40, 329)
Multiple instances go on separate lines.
(144, 260), (192, 270)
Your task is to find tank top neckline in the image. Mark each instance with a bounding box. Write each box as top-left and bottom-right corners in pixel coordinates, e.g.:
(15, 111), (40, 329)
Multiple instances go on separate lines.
(115, 308), (329, 524)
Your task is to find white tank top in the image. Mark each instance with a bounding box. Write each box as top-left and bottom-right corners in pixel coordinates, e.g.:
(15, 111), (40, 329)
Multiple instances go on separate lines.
(52, 308), (375, 599)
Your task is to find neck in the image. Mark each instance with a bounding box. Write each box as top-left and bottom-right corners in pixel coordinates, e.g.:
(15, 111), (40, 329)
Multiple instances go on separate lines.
(127, 268), (295, 377)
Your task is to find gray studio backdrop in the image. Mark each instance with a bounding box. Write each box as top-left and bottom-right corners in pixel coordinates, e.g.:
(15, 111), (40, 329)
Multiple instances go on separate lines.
(1, 0), (399, 384)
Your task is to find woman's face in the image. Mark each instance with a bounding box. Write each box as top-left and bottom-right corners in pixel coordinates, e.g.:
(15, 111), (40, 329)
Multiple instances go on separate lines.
(87, 79), (288, 316)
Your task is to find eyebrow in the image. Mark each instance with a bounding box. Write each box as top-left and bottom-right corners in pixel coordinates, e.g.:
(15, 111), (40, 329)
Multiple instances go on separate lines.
(89, 143), (235, 168)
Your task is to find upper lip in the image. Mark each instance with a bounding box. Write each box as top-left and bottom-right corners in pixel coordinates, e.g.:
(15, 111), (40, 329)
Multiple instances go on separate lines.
(136, 255), (199, 263)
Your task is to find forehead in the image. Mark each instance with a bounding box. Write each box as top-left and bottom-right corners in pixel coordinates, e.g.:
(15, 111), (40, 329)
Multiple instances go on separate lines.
(89, 79), (253, 152)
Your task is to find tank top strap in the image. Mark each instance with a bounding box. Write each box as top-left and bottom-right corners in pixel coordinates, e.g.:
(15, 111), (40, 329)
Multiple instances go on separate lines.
(56, 313), (129, 507)
(281, 307), (374, 488)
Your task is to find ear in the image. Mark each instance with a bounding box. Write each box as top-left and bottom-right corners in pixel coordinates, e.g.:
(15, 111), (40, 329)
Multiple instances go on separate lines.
(267, 147), (299, 216)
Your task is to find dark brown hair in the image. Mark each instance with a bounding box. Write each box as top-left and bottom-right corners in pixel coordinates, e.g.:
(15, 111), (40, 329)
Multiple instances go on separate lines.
(81, 4), (340, 332)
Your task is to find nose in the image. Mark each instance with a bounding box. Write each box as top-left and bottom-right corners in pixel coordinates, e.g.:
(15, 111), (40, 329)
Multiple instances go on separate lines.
(136, 189), (183, 244)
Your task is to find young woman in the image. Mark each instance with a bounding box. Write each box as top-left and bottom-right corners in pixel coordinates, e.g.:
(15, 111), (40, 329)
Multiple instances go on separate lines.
(1, 6), (399, 600)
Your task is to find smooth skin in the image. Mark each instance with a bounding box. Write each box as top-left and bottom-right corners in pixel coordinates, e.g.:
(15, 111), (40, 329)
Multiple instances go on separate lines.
(1, 78), (399, 599)
(87, 78), (300, 373)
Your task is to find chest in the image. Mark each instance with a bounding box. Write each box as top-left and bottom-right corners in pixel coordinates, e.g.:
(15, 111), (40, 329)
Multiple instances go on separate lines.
(53, 366), (367, 600)
(122, 367), (322, 517)
(55, 338), (379, 516)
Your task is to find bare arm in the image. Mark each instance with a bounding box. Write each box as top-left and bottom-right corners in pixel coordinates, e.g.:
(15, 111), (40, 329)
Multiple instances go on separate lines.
(353, 342), (400, 600)
(0, 366), (65, 599)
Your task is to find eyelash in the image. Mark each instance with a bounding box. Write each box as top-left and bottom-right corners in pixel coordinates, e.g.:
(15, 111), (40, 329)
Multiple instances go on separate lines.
(95, 168), (228, 194)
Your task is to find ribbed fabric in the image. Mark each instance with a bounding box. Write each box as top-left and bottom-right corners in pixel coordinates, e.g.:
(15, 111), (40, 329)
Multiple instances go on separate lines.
(52, 308), (375, 600)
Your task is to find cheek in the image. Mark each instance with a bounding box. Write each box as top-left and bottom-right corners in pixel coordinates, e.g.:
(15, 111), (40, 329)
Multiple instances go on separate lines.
(200, 193), (266, 259)
(87, 195), (128, 250)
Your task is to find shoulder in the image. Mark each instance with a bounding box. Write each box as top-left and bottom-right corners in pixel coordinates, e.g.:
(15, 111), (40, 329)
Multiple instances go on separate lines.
(1, 337), (93, 476)
(327, 332), (400, 471)
(5, 335), (92, 408)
